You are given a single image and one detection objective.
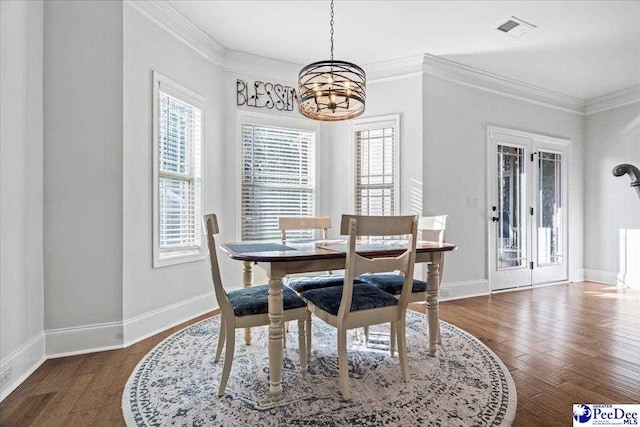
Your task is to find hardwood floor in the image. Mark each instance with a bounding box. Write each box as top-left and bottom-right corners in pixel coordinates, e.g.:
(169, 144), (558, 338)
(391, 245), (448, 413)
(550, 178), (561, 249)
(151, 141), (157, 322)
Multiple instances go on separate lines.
(1, 281), (638, 426)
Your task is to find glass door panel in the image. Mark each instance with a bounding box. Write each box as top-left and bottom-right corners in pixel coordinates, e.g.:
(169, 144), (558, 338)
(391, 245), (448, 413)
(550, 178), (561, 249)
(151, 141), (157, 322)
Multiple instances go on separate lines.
(497, 145), (527, 270)
(532, 144), (568, 285)
(537, 151), (563, 265)
(490, 129), (569, 290)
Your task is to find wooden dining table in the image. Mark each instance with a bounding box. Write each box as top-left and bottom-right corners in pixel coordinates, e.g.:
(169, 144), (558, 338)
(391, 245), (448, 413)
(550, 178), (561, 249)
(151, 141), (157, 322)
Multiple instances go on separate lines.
(220, 239), (456, 402)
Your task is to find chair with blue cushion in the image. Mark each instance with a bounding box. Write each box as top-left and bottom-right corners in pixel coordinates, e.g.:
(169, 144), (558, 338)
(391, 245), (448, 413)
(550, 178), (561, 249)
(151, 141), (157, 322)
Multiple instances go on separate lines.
(204, 214), (310, 397)
(278, 216), (340, 293)
(279, 217), (335, 293)
(279, 217), (368, 294)
(355, 215), (448, 353)
(302, 215), (418, 400)
(279, 216), (367, 354)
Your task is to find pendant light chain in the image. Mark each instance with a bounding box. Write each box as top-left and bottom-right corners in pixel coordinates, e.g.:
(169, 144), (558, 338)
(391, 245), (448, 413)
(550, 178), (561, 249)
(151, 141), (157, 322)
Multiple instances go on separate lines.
(330, 0), (334, 61)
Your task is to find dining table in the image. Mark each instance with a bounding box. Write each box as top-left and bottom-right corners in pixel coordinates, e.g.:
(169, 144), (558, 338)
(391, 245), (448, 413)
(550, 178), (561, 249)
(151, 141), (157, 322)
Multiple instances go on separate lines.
(220, 238), (456, 402)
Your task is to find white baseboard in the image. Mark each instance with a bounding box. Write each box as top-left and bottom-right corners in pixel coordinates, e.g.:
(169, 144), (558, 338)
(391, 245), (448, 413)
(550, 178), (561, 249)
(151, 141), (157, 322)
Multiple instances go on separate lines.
(584, 269), (620, 286)
(584, 268), (640, 289)
(45, 292), (217, 358)
(3, 294), (216, 401)
(46, 321), (124, 358)
(439, 279), (490, 301)
(122, 291), (216, 346)
(0, 333), (46, 402)
(570, 268), (585, 282)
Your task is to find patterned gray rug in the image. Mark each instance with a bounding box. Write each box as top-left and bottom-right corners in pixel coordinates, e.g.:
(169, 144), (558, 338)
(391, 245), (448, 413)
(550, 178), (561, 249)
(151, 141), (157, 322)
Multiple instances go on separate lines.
(122, 311), (516, 426)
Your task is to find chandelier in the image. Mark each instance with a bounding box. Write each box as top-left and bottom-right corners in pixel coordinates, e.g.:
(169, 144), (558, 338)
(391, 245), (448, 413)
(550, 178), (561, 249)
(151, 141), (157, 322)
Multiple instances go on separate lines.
(298, 0), (366, 121)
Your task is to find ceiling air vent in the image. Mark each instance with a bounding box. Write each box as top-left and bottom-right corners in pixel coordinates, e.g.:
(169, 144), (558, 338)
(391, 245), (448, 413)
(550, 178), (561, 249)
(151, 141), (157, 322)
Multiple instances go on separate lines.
(496, 17), (537, 38)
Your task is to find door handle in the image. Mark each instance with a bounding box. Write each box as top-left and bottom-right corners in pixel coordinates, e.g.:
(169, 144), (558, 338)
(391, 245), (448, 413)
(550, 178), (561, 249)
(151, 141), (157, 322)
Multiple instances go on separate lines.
(491, 216), (500, 222)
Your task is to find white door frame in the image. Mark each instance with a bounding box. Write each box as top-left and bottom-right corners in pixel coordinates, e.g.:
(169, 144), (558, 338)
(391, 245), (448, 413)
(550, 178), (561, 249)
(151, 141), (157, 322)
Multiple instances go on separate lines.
(487, 126), (571, 291)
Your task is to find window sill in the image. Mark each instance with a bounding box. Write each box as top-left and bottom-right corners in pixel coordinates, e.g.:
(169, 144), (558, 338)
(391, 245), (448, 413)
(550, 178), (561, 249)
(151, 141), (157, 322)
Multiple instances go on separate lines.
(153, 250), (206, 268)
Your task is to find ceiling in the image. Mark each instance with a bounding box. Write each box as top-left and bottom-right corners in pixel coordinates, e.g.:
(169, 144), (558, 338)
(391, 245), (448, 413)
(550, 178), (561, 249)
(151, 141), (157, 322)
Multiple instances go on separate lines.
(168, 1), (640, 100)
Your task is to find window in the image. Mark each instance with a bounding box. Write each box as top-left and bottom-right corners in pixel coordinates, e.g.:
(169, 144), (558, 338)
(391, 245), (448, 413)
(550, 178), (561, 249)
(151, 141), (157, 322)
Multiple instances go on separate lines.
(353, 115), (400, 215)
(241, 123), (316, 240)
(153, 72), (205, 267)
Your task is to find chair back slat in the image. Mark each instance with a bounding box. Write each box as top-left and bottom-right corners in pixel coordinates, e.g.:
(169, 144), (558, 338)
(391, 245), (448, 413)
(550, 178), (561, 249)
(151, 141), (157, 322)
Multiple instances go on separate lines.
(418, 215), (447, 244)
(340, 214), (415, 236)
(203, 214), (233, 317)
(339, 215), (418, 322)
(349, 251), (413, 278)
(278, 216), (331, 240)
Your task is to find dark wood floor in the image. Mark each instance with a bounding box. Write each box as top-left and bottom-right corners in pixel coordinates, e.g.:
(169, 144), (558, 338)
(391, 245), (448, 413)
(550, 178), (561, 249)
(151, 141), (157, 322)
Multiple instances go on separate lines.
(1, 281), (638, 426)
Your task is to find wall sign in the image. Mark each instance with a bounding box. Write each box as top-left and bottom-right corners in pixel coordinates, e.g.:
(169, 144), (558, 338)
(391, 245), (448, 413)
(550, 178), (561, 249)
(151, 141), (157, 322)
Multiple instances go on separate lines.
(236, 79), (298, 111)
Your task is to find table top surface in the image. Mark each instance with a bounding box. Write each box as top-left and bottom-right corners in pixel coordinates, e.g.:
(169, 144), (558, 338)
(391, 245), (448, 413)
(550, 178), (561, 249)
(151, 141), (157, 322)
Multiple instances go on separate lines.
(220, 239), (456, 262)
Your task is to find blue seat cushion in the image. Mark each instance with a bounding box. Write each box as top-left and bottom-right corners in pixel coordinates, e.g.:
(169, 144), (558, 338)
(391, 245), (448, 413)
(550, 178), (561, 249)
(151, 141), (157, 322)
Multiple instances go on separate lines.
(228, 284), (306, 317)
(302, 285), (398, 316)
(286, 275), (365, 293)
(358, 274), (427, 295)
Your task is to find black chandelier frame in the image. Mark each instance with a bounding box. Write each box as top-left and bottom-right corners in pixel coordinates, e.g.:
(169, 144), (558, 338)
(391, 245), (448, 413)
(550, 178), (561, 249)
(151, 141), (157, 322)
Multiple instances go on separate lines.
(298, 60), (366, 121)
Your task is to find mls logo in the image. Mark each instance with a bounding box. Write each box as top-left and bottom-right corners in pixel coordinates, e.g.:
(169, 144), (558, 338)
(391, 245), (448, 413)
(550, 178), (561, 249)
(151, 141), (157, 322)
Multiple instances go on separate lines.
(573, 403), (640, 426)
(574, 404), (593, 423)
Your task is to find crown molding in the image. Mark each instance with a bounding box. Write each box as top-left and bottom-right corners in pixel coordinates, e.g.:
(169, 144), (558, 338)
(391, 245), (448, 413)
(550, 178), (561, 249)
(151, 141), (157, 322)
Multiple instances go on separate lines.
(366, 55), (425, 84)
(365, 53), (588, 114)
(584, 85), (640, 115)
(127, 1), (637, 116)
(125, 0), (225, 66)
(420, 54), (586, 114)
(223, 50), (302, 84)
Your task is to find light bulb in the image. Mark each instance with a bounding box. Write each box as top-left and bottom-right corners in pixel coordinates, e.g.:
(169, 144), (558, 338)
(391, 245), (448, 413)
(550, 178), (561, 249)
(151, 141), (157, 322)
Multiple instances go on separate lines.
(330, 93), (336, 103)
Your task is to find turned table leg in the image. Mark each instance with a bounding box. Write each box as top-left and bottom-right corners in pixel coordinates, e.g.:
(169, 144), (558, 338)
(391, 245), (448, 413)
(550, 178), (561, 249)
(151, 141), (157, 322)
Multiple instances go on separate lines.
(243, 261), (253, 345)
(426, 253), (442, 356)
(267, 269), (285, 402)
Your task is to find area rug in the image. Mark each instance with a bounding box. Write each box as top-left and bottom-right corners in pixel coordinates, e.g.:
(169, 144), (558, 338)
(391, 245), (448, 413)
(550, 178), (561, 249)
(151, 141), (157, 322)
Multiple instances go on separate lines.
(122, 311), (516, 426)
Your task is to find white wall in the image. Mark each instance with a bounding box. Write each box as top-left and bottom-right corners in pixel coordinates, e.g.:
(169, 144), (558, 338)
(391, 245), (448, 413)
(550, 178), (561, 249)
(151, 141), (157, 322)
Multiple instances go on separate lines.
(422, 76), (585, 297)
(0, 0), (45, 400)
(584, 102), (640, 288)
(322, 76), (424, 229)
(121, 3), (223, 342)
(43, 0), (124, 351)
(322, 73), (586, 296)
(220, 52), (316, 286)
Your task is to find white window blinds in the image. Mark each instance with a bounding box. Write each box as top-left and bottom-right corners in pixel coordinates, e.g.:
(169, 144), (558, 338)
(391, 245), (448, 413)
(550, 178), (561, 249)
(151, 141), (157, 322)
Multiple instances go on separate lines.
(241, 124), (316, 240)
(157, 90), (202, 255)
(355, 124), (397, 215)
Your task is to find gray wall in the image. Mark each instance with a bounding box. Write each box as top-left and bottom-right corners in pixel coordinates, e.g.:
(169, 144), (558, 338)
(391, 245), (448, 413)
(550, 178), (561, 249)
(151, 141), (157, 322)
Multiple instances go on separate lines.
(220, 52), (315, 286)
(122, 4), (222, 334)
(322, 76), (424, 227)
(422, 76), (585, 296)
(43, 0), (124, 332)
(584, 102), (640, 288)
(322, 75), (585, 296)
(0, 0), (45, 399)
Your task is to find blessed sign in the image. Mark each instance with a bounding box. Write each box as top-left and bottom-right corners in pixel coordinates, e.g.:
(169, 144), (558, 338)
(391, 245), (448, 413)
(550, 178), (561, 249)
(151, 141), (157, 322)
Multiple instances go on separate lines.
(236, 79), (298, 111)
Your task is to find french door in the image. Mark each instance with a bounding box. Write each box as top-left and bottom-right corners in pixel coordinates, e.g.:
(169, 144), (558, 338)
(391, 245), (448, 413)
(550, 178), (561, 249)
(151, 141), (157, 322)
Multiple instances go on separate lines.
(488, 128), (569, 291)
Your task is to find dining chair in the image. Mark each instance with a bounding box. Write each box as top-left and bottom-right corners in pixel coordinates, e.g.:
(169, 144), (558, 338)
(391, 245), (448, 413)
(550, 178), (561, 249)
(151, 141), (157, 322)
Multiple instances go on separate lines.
(301, 215), (418, 400)
(278, 216), (360, 353)
(279, 216), (332, 241)
(278, 216), (363, 294)
(204, 213), (310, 397)
(345, 214), (447, 354)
